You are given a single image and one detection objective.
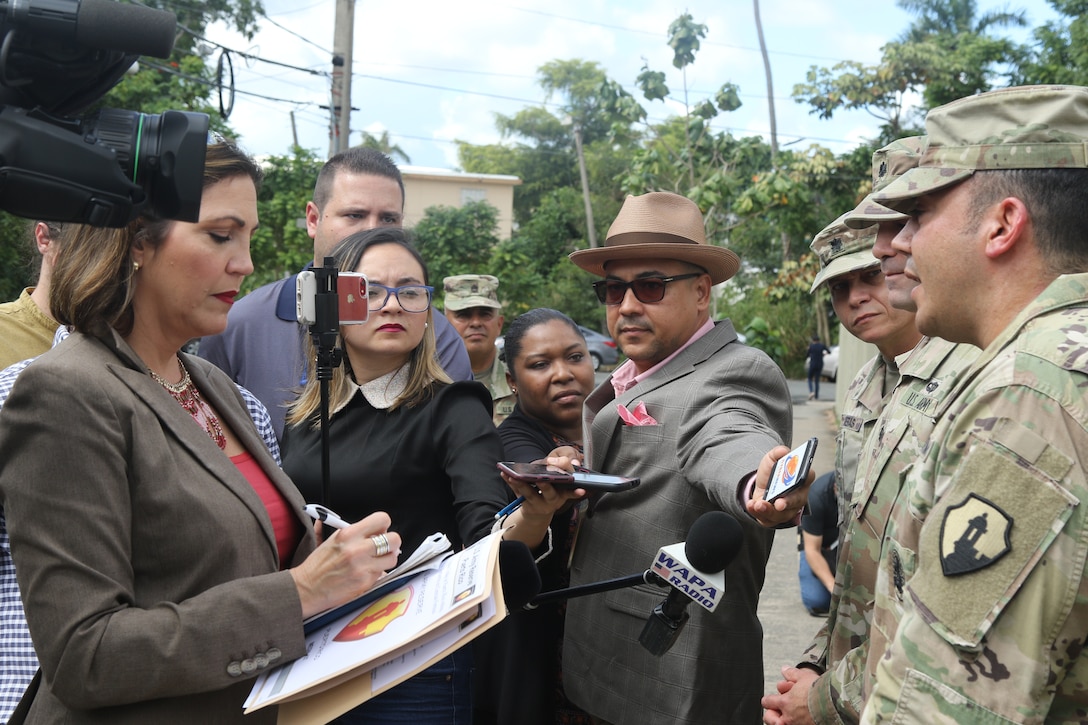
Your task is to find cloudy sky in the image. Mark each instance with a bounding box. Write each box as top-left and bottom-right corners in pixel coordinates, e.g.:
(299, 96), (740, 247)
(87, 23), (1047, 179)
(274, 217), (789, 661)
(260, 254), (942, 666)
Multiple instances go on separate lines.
(201, 0), (1058, 169)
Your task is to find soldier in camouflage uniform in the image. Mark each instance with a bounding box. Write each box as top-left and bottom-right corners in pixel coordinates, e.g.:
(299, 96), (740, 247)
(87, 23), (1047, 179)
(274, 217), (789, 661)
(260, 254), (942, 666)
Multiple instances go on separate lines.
(764, 138), (980, 725)
(858, 86), (1088, 723)
(442, 274), (515, 425)
(808, 215), (920, 518)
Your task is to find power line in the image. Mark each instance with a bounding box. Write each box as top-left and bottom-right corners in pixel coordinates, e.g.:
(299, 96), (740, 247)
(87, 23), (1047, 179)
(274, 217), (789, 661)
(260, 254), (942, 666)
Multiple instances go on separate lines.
(137, 59), (323, 107)
(265, 0), (328, 16)
(145, 2), (869, 156)
(356, 73), (563, 108)
(258, 9), (333, 56)
(359, 61), (537, 82)
(175, 25), (329, 78)
(506, 5), (855, 65)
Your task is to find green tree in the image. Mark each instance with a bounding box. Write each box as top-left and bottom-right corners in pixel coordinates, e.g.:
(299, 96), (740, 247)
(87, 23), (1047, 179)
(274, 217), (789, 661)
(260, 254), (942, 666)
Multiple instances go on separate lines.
(244, 147), (324, 294)
(793, 0), (1027, 136)
(612, 13), (868, 269)
(357, 131), (410, 165)
(413, 201), (501, 297)
(455, 96), (625, 328)
(489, 187), (605, 328)
(1015, 0), (1088, 85)
(0, 216), (34, 302)
(620, 14), (746, 192)
(792, 44), (932, 142)
(458, 107), (579, 227)
(897, 0), (1028, 107)
(537, 60), (614, 143)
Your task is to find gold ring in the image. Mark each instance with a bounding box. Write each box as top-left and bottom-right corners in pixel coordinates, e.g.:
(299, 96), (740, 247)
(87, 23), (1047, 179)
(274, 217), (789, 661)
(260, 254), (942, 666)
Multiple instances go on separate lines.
(371, 534), (391, 557)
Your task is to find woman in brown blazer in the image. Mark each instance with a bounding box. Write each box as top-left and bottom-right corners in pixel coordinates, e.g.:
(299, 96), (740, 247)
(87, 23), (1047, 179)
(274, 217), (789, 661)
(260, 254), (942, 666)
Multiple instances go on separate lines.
(0, 141), (400, 724)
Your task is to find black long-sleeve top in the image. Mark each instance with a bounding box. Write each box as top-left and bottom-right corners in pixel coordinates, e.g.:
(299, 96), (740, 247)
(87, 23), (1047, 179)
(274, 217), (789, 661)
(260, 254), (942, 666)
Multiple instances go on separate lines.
(282, 381), (508, 562)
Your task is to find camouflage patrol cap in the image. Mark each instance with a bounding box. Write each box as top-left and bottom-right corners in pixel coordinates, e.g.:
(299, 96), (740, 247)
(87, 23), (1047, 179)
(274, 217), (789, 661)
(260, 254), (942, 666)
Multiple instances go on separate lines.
(875, 85), (1088, 210)
(442, 274), (502, 311)
(842, 136), (925, 229)
(809, 213), (880, 293)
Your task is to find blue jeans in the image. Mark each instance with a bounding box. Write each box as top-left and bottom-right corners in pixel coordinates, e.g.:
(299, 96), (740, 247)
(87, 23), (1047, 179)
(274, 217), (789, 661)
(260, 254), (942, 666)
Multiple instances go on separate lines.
(798, 552), (831, 615)
(332, 647), (473, 724)
(807, 368), (822, 399)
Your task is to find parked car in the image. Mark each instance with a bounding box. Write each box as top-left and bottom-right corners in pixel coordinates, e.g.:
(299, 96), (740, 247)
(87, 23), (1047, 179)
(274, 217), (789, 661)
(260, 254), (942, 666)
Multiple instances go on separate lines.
(804, 344), (839, 382)
(497, 325), (619, 371)
(577, 326), (619, 371)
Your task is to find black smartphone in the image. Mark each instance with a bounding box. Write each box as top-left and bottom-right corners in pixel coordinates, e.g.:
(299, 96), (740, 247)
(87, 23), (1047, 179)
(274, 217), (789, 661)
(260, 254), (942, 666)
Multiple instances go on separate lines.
(496, 462), (640, 493)
(765, 437), (818, 503)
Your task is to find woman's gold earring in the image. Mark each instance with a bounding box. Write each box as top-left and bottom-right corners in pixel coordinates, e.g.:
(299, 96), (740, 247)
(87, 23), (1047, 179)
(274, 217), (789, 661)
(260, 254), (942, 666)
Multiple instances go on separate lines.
(133, 261), (140, 272)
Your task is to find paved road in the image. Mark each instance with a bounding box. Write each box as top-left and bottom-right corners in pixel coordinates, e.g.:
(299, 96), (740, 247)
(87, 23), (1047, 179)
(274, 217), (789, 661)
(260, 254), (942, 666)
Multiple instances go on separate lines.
(759, 380), (838, 703)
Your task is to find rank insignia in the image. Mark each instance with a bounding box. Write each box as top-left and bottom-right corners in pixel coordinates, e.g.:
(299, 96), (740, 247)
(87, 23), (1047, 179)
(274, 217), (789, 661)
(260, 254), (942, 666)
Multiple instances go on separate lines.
(939, 493), (1012, 576)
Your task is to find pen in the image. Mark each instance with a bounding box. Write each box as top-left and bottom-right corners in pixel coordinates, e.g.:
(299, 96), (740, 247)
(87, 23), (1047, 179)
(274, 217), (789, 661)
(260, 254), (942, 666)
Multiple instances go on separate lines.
(304, 503), (351, 529)
(494, 496), (526, 520)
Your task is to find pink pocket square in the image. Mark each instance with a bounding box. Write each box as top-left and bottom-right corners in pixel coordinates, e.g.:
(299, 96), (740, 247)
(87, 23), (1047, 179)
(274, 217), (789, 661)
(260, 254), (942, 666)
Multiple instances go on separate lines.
(616, 401), (658, 426)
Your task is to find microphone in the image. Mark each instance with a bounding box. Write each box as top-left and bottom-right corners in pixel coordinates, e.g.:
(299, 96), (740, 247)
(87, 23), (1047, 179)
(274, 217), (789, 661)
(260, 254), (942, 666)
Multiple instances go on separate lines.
(639, 511), (744, 656)
(1, 0), (178, 58)
(76, 0), (177, 58)
(497, 540), (542, 611)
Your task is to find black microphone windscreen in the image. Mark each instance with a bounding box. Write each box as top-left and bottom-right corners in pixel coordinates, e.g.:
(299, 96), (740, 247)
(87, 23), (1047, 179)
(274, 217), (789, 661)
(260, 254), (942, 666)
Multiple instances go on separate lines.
(76, 0), (177, 58)
(498, 540), (541, 610)
(685, 511), (744, 573)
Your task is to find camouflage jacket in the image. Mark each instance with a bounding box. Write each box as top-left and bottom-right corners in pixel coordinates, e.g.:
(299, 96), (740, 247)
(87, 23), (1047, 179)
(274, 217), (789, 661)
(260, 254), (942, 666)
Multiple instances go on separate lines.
(480, 356), (516, 426)
(801, 337), (978, 724)
(834, 354), (894, 520)
(862, 274), (1088, 724)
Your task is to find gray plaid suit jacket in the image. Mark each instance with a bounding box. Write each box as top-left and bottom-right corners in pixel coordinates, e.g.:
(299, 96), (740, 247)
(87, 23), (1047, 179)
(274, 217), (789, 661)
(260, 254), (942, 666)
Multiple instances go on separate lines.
(563, 320), (792, 725)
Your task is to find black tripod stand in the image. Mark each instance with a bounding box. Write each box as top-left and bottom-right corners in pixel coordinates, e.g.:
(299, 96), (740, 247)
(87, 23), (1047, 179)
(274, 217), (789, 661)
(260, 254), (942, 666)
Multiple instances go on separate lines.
(306, 257), (342, 508)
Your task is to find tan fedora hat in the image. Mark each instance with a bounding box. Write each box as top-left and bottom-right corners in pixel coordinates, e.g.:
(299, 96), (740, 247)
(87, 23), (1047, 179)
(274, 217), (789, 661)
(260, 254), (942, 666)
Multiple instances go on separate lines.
(569, 191), (740, 284)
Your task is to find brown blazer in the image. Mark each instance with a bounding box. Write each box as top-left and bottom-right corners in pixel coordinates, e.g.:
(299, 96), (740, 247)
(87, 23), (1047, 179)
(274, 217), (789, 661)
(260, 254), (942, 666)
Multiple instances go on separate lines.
(0, 330), (315, 724)
(562, 320), (793, 725)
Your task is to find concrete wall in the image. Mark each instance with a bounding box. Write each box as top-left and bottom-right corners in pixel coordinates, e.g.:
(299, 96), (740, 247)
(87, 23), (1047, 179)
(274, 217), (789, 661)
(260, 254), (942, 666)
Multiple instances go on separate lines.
(401, 167), (520, 239)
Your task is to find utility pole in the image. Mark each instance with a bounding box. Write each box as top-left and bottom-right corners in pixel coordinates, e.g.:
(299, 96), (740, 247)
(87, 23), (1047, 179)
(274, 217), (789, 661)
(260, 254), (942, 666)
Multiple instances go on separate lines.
(329, 0), (355, 157)
(571, 121), (597, 248)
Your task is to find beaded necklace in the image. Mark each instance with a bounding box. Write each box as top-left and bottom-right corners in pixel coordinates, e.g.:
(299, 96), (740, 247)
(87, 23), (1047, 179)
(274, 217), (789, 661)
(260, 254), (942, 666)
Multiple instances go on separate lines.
(149, 356), (227, 450)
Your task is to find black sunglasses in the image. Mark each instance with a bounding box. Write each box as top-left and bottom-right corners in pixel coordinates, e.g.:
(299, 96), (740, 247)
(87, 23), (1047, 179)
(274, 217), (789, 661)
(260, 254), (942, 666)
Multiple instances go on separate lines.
(592, 273), (702, 305)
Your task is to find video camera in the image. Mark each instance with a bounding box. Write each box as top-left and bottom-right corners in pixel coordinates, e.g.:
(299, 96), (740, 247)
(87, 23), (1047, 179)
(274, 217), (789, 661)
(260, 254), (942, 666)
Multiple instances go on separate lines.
(0, 0), (210, 227)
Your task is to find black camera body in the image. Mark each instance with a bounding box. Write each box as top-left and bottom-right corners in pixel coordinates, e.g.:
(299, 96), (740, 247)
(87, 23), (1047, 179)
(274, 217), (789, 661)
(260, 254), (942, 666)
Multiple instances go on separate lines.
(0, 0), (210, 226)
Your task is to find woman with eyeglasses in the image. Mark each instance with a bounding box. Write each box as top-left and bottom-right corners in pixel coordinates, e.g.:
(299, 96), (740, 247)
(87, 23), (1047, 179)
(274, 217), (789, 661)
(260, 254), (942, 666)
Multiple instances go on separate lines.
(282, 227), (573, 724)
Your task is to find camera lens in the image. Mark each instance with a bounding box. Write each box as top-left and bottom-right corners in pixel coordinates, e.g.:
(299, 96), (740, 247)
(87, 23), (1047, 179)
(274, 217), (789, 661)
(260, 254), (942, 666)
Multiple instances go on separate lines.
(85, 109), (209, 221)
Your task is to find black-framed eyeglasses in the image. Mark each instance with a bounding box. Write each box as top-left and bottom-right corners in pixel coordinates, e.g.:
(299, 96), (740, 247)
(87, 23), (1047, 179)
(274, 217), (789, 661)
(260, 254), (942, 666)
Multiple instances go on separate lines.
(367, 283), (434, 313)
(592, 273), (701, 305)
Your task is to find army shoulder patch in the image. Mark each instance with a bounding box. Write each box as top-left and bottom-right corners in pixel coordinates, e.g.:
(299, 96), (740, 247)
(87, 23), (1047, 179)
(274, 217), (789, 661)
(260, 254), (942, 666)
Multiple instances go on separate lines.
(939, 493), (1012, 576)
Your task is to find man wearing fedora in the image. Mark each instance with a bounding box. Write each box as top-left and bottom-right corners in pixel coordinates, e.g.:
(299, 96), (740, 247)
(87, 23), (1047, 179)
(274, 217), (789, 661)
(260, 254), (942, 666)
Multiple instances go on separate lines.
(561, 191), (798, 724)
